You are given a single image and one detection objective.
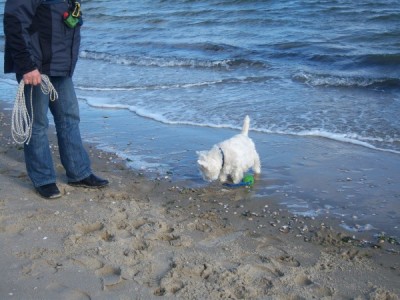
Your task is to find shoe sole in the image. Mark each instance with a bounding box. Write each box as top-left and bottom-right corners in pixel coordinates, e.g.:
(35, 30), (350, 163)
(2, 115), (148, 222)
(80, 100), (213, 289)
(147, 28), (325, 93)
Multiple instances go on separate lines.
(68, 183), (109, 189)
(36, 191), (62, 199)
(48, 193), (62, 199)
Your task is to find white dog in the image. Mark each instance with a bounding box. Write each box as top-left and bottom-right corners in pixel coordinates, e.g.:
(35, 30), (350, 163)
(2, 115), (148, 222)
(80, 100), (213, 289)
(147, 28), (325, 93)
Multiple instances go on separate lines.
(197, 115), (261, 184)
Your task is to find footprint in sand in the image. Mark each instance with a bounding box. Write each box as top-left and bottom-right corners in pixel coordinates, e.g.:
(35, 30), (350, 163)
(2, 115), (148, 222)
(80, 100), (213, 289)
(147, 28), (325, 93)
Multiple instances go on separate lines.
(71, 256), (125, 291)
(309, 284), (334, 297)
(276, 255), (301, 267)
(46, 283), (91, 300)
(95, 265), (124, 290)
(294, 274), (334, 297)
(72, 255), (104, 271)
(256, 245), (301, 268)
(74, 222), (104, 235)
(67, 221), (107, 247)
(295, 274), (313, 287)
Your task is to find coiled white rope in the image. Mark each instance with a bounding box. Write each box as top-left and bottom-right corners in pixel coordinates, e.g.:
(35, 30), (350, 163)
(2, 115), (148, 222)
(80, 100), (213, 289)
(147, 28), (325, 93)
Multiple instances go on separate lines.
(11, 74), (58, 145)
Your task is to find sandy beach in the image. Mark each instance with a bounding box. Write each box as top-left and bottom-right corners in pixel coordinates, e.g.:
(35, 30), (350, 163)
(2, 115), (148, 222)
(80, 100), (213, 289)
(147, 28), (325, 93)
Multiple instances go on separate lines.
(0, 100), (399, 300)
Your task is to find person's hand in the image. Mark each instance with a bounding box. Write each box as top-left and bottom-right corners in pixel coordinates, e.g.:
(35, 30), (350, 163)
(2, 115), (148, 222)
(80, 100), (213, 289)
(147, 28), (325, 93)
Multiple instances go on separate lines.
(23, 69), (41, 86)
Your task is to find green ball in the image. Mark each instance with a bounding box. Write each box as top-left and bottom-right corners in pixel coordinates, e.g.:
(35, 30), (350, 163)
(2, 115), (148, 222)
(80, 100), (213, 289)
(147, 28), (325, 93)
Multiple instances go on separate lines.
(242, 174), (254, 186)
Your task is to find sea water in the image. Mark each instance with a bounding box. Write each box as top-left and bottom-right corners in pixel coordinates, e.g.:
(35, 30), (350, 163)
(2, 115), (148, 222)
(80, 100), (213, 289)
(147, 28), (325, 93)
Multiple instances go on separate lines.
(77, 0), (400, 154)
(0, 0), (399, 238)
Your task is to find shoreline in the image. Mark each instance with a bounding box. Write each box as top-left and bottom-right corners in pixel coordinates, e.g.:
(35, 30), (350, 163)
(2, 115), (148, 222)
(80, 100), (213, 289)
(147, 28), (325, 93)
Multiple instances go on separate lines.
(76, 98), (400, 240)
(1, 100), (399, 299)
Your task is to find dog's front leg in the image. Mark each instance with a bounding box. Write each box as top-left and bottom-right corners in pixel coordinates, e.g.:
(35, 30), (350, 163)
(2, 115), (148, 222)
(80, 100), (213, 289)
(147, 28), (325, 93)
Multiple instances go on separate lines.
(231, 170), (243, 184)
(219, 172), (228, 183)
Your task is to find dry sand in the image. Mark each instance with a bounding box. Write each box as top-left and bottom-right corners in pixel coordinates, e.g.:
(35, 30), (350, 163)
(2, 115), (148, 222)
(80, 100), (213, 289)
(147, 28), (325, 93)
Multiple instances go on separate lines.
(0, 105), (399, 300)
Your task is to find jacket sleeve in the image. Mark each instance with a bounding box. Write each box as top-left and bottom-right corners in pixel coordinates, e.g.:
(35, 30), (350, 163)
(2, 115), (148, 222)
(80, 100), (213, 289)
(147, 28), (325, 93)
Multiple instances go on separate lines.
(3, 0), (43, 75)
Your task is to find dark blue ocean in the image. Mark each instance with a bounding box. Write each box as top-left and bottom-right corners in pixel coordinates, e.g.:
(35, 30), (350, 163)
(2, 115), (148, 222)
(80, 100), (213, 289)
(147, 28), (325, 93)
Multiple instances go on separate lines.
(78, 0), (400, 154)
(1, 1), (400, 238)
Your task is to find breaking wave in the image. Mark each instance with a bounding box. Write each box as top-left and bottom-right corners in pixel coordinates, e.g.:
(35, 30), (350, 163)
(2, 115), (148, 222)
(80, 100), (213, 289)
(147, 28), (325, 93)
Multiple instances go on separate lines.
(293, 71), (400, 89)
(79, 50), (267, 70)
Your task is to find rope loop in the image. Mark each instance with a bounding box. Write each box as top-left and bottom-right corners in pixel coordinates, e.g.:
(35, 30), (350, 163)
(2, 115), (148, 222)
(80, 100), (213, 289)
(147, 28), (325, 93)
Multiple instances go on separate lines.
(11, 74), (58, 145)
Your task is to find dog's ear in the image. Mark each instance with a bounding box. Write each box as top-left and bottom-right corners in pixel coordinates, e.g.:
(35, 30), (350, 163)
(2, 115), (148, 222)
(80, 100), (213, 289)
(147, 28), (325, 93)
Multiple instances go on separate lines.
(196, 150), (206, 158)
(197, 159), (206, 167)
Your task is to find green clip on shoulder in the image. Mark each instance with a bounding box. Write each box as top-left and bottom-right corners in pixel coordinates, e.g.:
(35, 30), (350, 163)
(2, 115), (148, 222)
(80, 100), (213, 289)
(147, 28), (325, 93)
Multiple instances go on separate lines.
(63, 2), (81, 28)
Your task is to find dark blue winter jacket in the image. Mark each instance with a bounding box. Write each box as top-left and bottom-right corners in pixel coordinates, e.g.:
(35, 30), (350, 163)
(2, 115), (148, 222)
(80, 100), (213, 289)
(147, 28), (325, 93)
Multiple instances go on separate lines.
(3, 0), (82, 77)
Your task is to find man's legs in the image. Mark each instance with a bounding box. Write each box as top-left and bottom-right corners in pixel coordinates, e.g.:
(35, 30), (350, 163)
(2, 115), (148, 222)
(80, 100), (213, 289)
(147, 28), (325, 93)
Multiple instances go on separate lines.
(48, 76), (92, 182)
(23, 84), (56, 187)
(23, 75), (107, 194)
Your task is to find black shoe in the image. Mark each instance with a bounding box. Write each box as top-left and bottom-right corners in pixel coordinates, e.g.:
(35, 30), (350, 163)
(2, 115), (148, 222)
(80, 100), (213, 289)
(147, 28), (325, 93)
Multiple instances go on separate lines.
(36, 183), (62, 199)
(68, 174), (109, 188)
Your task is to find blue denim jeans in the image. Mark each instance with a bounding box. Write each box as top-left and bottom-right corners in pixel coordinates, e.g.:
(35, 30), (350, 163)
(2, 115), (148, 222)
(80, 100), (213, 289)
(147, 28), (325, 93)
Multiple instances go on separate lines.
(21, 76), (92, 187)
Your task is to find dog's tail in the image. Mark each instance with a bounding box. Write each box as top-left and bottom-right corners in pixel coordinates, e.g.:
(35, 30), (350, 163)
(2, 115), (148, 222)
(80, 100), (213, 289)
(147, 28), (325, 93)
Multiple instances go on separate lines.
(241, 115), (250, 136)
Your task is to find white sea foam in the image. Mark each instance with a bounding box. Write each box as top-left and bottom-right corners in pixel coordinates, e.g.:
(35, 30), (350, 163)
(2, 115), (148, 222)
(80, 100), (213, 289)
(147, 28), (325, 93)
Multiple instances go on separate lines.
(75, 80), (224, 91)
(81, 95), (400, 155)
(74, 76), (272, 92)
(293, 71), (397, 88)
(79, 50), (251, 69)
(293, 130), (400, 155)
